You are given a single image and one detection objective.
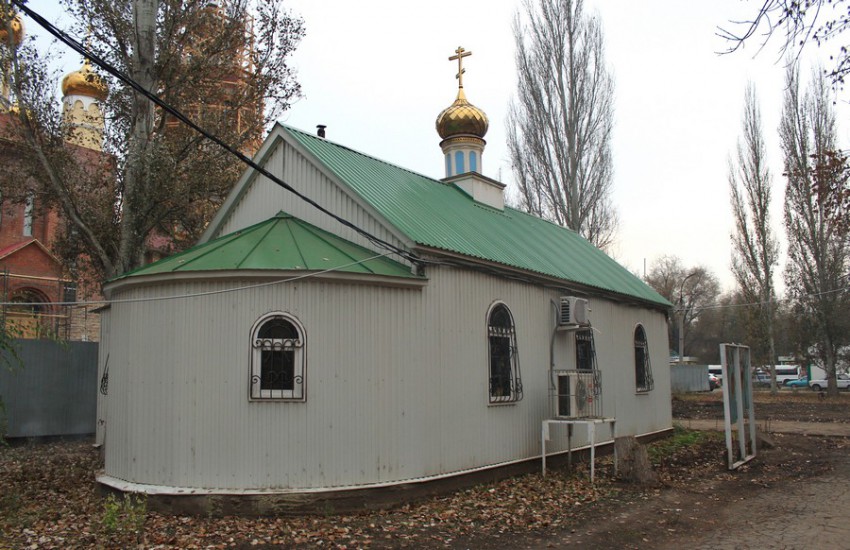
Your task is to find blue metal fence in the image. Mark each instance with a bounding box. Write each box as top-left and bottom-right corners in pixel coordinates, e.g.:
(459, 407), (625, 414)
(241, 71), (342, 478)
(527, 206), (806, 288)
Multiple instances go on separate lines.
(0, 339), (98, 438)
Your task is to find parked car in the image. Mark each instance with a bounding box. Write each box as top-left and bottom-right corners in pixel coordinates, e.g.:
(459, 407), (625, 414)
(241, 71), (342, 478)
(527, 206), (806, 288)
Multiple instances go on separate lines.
(809, 373), (850, 392)
(708, 373), (719, 391)
(786, 377), (809, 388)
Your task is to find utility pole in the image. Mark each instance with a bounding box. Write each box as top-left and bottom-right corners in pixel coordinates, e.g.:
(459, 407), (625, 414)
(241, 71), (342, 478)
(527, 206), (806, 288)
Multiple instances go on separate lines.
(678, 272), (698, 366)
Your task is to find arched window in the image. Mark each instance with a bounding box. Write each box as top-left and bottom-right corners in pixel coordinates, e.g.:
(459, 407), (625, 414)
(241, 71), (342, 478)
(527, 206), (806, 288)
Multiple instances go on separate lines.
(469, 151), (478, 172)
(487, 303), (522, 403)
(634, 324), (654, 392)
(455, 150), (465, 174)
(8, 288), (51, 339)
(250, 313), (305, 401)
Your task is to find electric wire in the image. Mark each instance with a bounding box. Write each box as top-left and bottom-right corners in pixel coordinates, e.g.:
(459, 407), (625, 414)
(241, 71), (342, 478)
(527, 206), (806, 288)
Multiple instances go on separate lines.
(10, 0), (421, 268)
(6, 2), (849, 314)
(679, 284), (850, 312)
(0, 250), (400, 308)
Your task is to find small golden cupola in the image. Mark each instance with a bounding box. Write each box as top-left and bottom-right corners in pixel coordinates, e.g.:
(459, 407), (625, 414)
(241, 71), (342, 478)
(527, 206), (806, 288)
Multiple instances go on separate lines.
(61, 59), (108, 102)
(61, 59), (108, 151)
(436, 46), (488, 178)
(0, 10), (24, 106)
(0, 10), (24, 47)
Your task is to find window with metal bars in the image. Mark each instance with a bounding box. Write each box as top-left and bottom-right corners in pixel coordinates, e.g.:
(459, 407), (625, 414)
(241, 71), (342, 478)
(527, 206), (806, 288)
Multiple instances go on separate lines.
(487, 303), (522, 403)
(575, 329), (596, 371)
(634, 324), (654, 392)
(250, 313), (305, 401)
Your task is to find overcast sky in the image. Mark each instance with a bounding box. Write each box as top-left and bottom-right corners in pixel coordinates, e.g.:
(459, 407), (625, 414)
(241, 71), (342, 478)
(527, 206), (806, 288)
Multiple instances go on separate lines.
(25, 0), (850, 292)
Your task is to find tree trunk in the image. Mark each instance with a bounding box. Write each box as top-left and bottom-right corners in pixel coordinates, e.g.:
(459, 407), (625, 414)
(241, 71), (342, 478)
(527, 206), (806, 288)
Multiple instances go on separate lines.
(116, 0), (158, 278)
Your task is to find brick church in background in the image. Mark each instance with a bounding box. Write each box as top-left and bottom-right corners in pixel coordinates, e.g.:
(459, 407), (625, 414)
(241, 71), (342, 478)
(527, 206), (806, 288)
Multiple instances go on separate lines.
(0, 12), (107, 341)
(0, 4), (262, 342)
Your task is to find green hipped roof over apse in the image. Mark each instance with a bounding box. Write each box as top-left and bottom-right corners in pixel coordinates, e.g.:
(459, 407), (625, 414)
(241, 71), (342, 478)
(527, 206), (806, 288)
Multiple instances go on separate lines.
(281, 125), (670, 308)
(113, 212), (420, 281)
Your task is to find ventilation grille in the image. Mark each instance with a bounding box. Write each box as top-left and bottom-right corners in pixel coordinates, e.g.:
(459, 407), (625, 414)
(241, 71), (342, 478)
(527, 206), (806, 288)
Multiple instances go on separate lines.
(559, 296), (589, 326)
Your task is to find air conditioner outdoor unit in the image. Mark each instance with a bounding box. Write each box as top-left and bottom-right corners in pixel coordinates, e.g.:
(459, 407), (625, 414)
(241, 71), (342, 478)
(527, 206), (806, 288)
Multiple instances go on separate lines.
(554, 373), (592, 418)
(559, 296), (589, 326)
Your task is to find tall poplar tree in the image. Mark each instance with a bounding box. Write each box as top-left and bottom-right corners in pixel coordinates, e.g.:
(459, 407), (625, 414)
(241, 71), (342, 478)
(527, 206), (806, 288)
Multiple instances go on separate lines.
(729, 83), (779, 393)
(780, 65), (850, 397)
(507, 0), (616, 250)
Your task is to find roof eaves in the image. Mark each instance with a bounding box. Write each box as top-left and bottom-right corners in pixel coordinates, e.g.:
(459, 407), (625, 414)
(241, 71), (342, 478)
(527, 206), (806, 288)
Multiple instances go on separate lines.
(415, 244), (672, 310)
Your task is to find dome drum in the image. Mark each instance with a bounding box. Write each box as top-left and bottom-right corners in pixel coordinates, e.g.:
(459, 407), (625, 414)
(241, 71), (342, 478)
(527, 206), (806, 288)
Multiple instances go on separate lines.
(439, 135), (486, 149)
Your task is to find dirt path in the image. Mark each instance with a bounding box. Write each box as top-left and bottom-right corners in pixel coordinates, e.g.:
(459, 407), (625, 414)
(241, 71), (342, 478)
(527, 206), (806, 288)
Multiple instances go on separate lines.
(455, 425), (850, 550)
(542, 402), (850, 550)
(680, 417), (850, 437)
(668, 418), (850, 549)
(658, 445), (850, 549)
(490, 390), (850, 550)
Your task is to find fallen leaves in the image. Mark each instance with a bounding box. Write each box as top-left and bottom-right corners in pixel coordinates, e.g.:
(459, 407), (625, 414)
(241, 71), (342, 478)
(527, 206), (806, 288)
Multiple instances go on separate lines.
(0, 439), (620, 549)
(1, 392), (846, 549)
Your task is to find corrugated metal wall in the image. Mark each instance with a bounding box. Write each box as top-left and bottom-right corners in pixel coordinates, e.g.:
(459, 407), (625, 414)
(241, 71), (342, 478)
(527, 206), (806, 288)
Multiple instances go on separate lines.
(102, 266), (671, 491)
(216, 140), (412, 267)
(0, 339), (98, 437)
(96, 307), (111, 446)
(670, 364), (710, 393)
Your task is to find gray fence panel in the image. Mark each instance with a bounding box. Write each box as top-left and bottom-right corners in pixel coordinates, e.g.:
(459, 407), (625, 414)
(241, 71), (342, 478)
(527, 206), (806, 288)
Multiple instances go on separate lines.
(0, 339), (99, 437)
(670, 364), (709, 393)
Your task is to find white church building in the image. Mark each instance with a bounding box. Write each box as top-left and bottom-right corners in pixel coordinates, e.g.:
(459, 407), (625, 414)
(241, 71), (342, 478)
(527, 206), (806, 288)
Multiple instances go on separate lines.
(96, 53), (672, 513)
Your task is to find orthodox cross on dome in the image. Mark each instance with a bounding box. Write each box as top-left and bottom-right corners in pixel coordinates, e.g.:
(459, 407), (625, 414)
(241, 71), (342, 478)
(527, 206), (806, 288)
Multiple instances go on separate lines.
(449, 46), (472, 89)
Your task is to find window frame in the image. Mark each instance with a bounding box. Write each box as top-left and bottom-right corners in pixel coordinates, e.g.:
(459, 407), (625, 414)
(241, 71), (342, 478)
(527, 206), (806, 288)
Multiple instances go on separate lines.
(249, 312), (306, 402)
(575, 328), (596, 371)
(634, 323), (654, 393)
(23, 192), (33, 237)
(455, 150), (465, 174)
(486, 301), (523, 404)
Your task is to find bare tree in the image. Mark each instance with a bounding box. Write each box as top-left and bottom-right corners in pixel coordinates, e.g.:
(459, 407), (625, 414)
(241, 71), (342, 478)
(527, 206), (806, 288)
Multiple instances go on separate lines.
(719, 1), (850, 87)
(688, 291), (749, 365)
(729, 83), (780, 393)
(507, 0), (617, 250)
(780, 64), (850, 396)
(0, 0), (304, 280)
(720, 2), (850, 236)
(644, 256), (720, 362)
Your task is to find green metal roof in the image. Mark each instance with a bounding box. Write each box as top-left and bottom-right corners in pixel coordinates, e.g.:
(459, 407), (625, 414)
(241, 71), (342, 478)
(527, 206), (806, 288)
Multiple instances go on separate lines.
(114, 212), (420, 281)
(283, 125), (670, 307)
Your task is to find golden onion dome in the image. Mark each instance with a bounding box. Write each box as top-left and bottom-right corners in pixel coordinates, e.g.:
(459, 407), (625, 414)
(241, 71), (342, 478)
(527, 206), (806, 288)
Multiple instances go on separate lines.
(435, 88), (489, 140)
(61, 59), (108, 101)
(0, 11), (24, 47)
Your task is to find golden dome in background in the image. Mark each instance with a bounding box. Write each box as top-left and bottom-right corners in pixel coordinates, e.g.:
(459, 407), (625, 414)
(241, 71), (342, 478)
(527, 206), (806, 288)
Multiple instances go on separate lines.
(0, 11), (24, 47)
(61, 59), (108, 101)
(435, 88), (489, 140)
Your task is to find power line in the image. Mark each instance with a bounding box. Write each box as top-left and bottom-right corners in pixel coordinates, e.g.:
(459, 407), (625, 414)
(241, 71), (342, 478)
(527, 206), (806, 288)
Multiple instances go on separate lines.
(9, 0), (421, 268)
(0, 251), (400, 307)
(686, 284), (850, 312)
